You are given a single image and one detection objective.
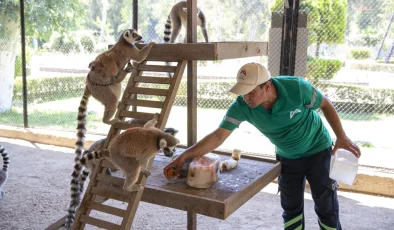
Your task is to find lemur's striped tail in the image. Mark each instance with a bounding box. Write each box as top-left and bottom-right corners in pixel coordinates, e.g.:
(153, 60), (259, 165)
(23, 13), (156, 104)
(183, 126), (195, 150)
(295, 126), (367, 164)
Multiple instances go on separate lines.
(0, 145), (9, 171)
(65, 149), (109, 228)
(75, 87), (91, 164)
(163, 15), (172, 43)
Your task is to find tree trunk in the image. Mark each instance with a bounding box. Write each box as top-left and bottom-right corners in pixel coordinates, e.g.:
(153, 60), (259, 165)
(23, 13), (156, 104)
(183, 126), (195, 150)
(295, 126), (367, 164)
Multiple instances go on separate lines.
(99, 0), (108, 42)
(0, 20), (20, 112)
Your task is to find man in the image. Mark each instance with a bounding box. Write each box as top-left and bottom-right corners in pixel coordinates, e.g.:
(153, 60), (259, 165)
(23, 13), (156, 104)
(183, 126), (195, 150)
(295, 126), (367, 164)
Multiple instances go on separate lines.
(164, 62), (360, 230)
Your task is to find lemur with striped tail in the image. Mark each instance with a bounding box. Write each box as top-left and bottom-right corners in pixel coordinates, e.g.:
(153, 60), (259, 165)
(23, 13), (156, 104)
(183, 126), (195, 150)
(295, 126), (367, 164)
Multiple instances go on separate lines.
(0, 145), (10, 200)
(74, 29), (155, 164)
(163, 1), (209, 43)
(65, 118), (179, 228)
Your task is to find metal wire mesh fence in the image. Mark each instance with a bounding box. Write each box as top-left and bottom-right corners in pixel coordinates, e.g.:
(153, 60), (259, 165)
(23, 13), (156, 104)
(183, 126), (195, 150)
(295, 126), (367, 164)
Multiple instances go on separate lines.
(0, 0), (393, 159)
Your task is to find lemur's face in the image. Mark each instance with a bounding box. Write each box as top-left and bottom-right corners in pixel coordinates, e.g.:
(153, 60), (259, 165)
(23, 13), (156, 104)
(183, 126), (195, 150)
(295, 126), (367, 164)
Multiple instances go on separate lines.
(163, 128), (179, 157)
(123, 29), (143, 44)
(163, 145), (176, 157)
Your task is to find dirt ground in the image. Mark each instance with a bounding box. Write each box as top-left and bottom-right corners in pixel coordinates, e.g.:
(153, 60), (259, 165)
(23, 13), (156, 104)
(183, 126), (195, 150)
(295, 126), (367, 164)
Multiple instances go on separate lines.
(0, 136), (393, 230)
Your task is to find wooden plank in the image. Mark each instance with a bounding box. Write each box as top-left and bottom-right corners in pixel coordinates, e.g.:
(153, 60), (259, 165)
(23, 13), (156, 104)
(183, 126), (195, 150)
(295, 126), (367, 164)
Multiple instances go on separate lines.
(157, 61), (187, 130)
(113, 122), (141, 130)
(89, 202), (126, 217)
(73, 159), (107, 229)
(45, 216), (66, 230)
(216, 42), (269, 60)
(137, 65), (177, 72)
(96, 172), (124, 187)
(132, 42), (268, 61)
(100, 159), (118, 170)
(91, 186), (130, 202)
(137, 43), (215, 61)
(128, 87), (168, 96)
(142, 185), (225, 219)
(118, 111), (157, 120)
(187, 209), (197, 230)
(122, 98), (164, 108)
(80, 215), (120, 230)
(222, 162), (281, 219)
(134, 76), (172, 84)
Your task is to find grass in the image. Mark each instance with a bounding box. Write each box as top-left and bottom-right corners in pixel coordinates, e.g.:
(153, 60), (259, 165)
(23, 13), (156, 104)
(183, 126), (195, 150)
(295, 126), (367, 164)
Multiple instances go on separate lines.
(0, 107), (102, 131)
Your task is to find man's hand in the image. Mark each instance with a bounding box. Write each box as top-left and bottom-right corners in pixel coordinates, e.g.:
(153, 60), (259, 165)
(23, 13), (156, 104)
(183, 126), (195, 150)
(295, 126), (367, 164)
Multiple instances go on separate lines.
(333, 135), (361, 158)
(163, 154), (186, 179)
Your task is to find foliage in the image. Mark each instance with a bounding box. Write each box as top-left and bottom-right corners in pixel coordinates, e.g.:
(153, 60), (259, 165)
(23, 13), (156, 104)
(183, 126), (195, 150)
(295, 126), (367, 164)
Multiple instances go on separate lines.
(45, 32), (81, 54)
(319, 83), (394, 105)
(13, 75), (86, 103)
(347, 61), (394, 72)
(14, 49), (32, 78)
(349, 48), (371, 60)
(43, 31), (97, 54)
(13, 75), (394, 111)
(306, 57), (343, 84)
(271, 0), (347, 53)
(0, 0), (88, 42)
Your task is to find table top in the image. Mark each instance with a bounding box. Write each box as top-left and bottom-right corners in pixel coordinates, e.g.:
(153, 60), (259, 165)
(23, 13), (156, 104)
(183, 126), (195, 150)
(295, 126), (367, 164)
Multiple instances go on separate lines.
(140, 149), (281, 220)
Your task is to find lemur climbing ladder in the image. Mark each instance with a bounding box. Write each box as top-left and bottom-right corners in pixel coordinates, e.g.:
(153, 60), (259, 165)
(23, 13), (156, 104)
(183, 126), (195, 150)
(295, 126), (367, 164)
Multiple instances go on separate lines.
(46, 59), (186, 230)
(74, 60), (186, 229)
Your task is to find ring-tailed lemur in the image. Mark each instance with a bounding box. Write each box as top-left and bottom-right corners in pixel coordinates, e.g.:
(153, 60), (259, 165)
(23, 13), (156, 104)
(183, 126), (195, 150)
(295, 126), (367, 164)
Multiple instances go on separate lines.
(65, 118), (179, 228)
(163, 1), (209, 43)
(0, 145), (10, 200)
(74, 29), (155, 164)
(163, 1), (209, 77)
(77, 119), (178, 196)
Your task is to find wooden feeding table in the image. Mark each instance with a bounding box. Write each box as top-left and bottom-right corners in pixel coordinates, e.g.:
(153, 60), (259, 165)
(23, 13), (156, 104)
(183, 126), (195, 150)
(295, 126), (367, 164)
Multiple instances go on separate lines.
(47, 41), (273, 230)
(145, 150), (280, 222)
(136, 41), (268, 61)
(97, 148), (281, 229)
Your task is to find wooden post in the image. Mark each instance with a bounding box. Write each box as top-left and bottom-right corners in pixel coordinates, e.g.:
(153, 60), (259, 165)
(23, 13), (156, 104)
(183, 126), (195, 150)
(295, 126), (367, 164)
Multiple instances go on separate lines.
(187, 208), (197, 230)
(187, 0), (198, 147)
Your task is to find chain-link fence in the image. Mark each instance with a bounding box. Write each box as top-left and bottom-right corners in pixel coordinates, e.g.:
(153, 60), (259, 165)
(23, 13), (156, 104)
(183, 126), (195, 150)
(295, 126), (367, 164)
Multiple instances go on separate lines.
(0, 0), (393, 160)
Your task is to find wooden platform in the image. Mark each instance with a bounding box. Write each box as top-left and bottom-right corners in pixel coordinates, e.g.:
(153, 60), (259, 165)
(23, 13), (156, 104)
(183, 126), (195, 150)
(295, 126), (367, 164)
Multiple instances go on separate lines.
(130, 42), (268, 61)
(102, 148), (280, 221)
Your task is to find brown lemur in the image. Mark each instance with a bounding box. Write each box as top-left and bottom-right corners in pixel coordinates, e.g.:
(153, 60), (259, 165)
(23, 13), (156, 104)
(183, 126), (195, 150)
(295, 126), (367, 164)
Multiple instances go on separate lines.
(74, 29), (155, 164)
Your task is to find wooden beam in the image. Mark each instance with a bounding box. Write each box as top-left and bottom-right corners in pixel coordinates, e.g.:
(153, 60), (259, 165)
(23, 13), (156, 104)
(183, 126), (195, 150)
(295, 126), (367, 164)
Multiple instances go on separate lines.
(187, 208), (197, 230)
(133, 42), (268, 61)
(187, 0), (198, 147)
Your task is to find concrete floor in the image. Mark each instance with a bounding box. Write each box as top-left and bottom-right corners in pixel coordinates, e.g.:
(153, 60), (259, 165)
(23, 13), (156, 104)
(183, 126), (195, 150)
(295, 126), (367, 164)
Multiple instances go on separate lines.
(0, 136), (393, 230)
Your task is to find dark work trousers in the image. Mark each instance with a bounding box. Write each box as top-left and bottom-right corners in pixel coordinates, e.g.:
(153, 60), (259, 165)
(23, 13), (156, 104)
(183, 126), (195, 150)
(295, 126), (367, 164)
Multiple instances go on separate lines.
(276, 147), (341, 230)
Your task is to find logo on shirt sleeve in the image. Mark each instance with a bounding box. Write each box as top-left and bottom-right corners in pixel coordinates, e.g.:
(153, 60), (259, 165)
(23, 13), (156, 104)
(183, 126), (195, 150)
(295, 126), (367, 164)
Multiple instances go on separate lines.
(290, 109), (301, 119)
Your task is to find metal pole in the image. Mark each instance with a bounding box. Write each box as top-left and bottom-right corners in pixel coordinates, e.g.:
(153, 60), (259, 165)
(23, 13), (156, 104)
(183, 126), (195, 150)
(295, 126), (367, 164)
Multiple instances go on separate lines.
(279, 0), (300, 76)
(20, 0), (28, 128)
(133, 0), (138, 30)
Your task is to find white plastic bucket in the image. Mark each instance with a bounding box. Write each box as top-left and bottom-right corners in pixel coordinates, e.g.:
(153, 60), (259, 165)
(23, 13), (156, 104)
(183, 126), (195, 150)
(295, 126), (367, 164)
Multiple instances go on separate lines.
(329, 148), (359, 186)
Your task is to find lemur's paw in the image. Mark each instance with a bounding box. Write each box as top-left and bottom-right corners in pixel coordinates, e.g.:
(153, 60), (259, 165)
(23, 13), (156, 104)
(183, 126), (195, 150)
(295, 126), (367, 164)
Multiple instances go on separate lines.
(124, 184), (142, 192)
(105, 118), (121, 125)
(125, 63), (133, 73)
(141, 169), (151, 177)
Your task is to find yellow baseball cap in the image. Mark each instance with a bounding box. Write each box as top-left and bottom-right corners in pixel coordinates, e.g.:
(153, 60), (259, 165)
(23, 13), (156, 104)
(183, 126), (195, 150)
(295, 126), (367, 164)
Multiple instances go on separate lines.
(229, 63), (271, 95)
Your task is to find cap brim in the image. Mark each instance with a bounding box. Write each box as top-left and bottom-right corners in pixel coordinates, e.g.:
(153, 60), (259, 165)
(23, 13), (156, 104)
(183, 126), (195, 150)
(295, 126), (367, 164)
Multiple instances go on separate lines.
(229, 83), (256, 95)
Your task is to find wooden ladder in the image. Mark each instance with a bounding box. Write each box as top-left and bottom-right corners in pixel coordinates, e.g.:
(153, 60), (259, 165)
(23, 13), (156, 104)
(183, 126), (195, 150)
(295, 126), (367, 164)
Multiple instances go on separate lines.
(48, 60), (187, 230)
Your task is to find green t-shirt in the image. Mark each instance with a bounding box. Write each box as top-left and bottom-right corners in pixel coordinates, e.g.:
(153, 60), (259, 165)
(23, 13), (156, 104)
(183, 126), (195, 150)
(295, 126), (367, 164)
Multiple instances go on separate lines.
(220, 76), (332, 159)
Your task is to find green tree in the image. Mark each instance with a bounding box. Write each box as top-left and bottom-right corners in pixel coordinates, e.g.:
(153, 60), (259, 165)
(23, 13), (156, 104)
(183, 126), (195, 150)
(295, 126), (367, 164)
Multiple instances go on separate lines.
(271, 0), (347, 57)
(0, 0), (87, 112)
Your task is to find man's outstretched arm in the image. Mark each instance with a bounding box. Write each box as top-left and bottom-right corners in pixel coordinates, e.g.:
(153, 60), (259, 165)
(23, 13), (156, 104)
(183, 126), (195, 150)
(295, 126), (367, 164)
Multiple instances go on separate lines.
(163, 127), (232, 178)
(320, 96), (361, 158)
